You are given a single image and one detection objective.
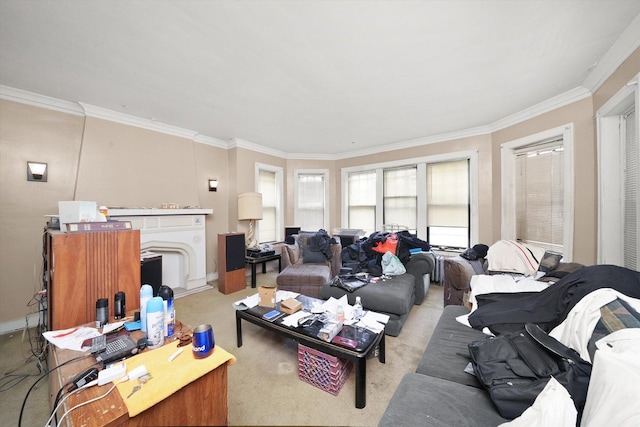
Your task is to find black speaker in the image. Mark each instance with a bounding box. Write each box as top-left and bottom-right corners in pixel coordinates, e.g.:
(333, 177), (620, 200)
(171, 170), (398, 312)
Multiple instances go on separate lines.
(226, 233), (246, 271)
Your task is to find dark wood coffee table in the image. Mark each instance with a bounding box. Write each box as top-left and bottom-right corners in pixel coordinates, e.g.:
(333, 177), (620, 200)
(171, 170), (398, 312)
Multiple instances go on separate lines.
(235, 295), (385, 408)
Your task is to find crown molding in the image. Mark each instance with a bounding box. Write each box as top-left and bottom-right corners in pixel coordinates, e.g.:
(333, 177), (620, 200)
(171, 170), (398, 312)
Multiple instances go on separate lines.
(583, 14), (640, 92)
(193, 134), (228, 149)
(0, 83), (605, 161)
(488, 86), (591, 134)
(79, 103), (198, 140)
(0, 85), (84, 116)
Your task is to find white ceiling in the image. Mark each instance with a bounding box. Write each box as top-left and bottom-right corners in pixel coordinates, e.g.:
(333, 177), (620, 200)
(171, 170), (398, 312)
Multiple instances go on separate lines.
(1, 1), (640, 157)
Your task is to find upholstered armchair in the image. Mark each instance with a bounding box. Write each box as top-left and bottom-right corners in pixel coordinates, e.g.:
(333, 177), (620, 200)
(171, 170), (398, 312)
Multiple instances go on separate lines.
(275, 232), (342, 298)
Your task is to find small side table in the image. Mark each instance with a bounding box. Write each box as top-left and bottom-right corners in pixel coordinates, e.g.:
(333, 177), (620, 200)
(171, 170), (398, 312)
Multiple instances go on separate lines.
(245, 253), (282, 288)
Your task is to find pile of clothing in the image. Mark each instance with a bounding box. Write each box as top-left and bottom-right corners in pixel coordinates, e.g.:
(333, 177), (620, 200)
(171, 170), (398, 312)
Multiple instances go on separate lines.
(340, 230), (430, 276)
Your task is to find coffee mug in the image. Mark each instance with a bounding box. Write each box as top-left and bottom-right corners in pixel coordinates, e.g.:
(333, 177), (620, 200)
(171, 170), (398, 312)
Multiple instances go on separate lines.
(192, 324), (215, 358)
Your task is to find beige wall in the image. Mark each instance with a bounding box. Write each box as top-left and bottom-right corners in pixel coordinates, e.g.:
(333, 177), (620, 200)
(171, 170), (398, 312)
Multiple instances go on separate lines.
(1, 46), (639, 326)
(491, 97), (596, 264)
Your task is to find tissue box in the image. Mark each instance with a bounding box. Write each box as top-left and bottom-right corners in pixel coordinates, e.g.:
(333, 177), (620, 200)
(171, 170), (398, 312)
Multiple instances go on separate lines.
(258, 285), (277, 308)
(281, 298), (302, 314)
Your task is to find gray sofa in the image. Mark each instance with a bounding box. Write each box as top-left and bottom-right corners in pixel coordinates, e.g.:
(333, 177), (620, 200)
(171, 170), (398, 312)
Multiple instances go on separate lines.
(379, 305), (508, 426)
(320, 252), (435, 336)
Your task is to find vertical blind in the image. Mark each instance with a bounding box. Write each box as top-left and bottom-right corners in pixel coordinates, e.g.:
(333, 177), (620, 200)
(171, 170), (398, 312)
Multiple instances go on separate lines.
(383, 166), (417, 233)
(624, 108), (638, 269)
(514, 140), (564, 250)
(297, 173), (325, 231)
(258, 169), (277, 242)
(348, 171), (376, 234)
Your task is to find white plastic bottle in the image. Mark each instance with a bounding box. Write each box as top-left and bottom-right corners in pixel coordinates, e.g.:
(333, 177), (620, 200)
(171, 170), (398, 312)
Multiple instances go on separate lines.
(140, 284), (153, 334)
(146, 296), (165, 350)
(353, 296), (364, 321)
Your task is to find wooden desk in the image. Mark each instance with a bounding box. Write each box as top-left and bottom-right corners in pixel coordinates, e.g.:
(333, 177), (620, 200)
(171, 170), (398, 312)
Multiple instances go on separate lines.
(48, 321), (231, 426)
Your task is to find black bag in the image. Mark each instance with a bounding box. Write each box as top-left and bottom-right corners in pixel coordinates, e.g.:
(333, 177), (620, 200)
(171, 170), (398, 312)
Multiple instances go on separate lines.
(468, 323), (592, 421)
(330, 274), (369, 292)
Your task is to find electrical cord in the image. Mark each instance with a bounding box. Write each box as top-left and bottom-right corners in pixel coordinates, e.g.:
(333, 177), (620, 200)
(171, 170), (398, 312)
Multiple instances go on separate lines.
(44, 379), (99, 427)
(17, 353), (93, 427)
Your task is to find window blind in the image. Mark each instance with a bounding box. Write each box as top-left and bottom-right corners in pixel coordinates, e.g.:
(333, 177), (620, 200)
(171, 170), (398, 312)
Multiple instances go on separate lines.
(258, 169), (276, 242)
(514, 139), (564, 250)
(383, 166), (417, 233)
(624, 108), (638, 269)
(427, 160), (469, 227)
(297, 173), (325, 231)
(348, 171), (376, 234)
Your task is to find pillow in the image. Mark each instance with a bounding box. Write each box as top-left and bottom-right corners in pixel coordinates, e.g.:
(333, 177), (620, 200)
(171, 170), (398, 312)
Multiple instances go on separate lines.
(486, 240), (546, 276)
(285, 243), (300, 264)
(302, 245), (327, 264)
(537, 251), (563, 273)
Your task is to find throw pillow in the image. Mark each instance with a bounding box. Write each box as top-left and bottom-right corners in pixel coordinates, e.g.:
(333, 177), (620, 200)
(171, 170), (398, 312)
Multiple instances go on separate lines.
(285, 243), (300, 264)
(302, 245), (327, 264)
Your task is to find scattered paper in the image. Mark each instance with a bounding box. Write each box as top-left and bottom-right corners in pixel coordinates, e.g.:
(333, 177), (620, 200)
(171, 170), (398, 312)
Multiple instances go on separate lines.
(281, 310), (312, 327)
(276, 290), (299, 302)
(102, 321), (124, 334)
(43, 327), (100, 352)
(233, 294), (260, 310)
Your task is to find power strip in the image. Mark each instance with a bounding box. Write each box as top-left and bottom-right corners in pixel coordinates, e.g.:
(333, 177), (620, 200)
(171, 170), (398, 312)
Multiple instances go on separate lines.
(98, 362), (127, 385)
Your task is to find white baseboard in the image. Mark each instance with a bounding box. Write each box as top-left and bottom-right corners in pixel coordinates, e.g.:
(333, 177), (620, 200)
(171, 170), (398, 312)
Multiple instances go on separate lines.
(0, 312), (41, 335)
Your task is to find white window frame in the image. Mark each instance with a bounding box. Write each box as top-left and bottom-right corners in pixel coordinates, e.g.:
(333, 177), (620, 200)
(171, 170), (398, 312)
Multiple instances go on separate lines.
(341, 150), (479, 245)
(293, 169), (330, 231)
(255, 162), (284, 243)
(596, 73), (640, 267)
(501, 124), (574, 260)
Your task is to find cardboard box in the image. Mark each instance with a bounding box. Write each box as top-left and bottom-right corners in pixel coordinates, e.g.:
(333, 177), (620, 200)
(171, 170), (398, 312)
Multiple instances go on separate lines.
(258, 285), (277, 308)
(281, 298), (302, 315)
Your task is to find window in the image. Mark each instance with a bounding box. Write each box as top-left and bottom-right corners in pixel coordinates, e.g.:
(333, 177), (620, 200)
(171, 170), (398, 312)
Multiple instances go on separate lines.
(342, 151), (478, 246)
(623, 109), (638, 269)
(347, 171), (376, 235)
(257, 164), (283, 243)
(427, 160), (469, 249)
(597, 75), (639, 269)
(514, 140), (564, 251)
(294, 170), (329, 231)
(383, 166), (417, 234)
(501, 125), (574, 259)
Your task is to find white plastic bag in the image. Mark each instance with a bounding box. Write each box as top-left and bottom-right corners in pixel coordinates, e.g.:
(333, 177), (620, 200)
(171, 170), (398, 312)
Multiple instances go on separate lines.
(381, 251), (406, 275)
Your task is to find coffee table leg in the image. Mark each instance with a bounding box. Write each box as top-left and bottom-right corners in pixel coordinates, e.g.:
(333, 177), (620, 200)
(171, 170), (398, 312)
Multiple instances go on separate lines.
(236, 313), (243, 348)
(251, 264), (257, 288)
(355, 357), (366, 409)
(379, 333), (386, 364)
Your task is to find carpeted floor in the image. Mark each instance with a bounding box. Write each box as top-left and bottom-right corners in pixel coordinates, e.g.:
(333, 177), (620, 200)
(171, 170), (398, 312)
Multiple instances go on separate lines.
(1, 272), (444, 426)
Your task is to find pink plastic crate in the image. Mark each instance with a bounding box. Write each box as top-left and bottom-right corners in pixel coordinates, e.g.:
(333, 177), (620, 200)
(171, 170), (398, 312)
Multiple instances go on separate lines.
(298, 344), (353, 395)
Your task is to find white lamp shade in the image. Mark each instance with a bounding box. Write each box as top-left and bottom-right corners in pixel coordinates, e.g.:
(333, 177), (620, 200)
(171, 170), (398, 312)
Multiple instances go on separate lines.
(238, 192), (263, 220)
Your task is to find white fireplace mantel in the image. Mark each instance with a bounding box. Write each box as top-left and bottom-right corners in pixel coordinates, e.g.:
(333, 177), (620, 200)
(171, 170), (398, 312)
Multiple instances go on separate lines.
(109, 208), (213, 216)
(109, 208), (213, 294)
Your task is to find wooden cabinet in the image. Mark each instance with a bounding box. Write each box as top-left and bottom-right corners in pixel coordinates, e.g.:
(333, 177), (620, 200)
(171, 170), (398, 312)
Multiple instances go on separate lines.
(217, 232), (246, 294)
(46, 229), (141, 330)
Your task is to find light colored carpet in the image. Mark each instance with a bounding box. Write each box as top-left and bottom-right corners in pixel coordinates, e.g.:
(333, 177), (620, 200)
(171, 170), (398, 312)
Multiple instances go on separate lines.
(1, 272), (444, 426)
(175, 273), (444, 426)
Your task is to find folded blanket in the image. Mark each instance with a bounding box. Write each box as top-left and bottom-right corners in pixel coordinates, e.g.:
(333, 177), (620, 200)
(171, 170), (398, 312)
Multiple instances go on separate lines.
(115, 343), (236, 417)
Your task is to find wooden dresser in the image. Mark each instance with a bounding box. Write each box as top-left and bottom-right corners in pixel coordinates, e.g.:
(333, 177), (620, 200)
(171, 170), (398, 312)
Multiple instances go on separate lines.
(46, 229), (141, 330)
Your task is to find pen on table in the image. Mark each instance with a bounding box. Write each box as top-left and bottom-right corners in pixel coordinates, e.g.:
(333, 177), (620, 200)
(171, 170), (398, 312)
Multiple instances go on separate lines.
(168, 348), (183, 362)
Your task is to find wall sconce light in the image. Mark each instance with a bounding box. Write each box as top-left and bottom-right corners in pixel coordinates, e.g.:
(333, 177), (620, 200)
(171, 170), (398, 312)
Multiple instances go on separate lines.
(208, 179), (218, 192)
(27, 161), (48, 182)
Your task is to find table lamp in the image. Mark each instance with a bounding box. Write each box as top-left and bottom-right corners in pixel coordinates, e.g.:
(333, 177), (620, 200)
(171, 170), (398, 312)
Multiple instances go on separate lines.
(238, 192), (263, 250)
